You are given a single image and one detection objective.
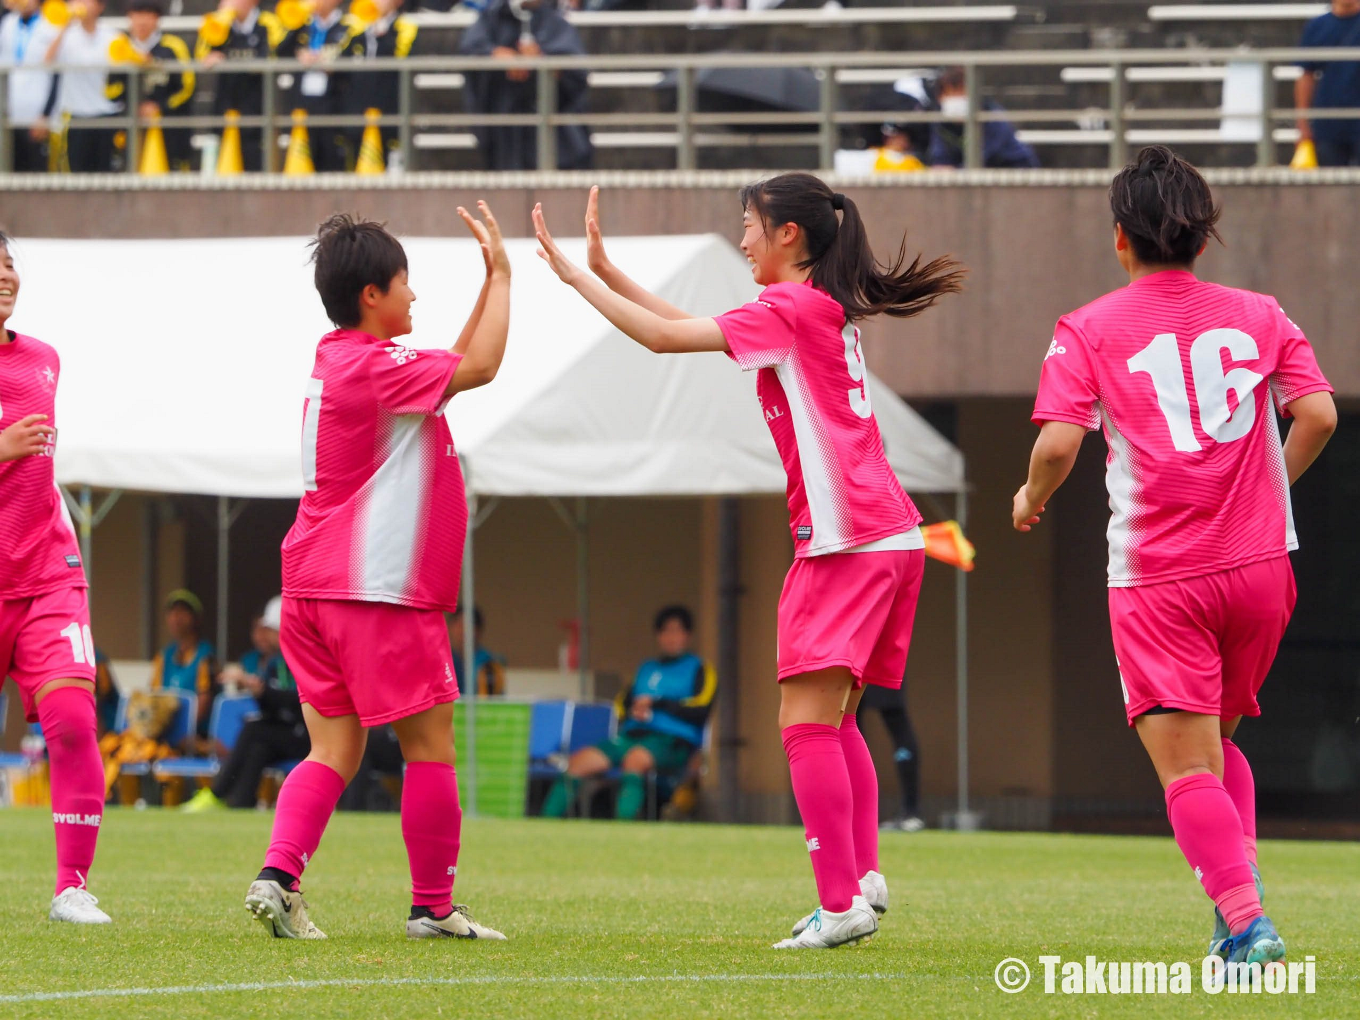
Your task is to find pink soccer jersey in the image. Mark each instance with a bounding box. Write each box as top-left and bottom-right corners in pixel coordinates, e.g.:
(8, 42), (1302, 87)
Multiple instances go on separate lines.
(1033, 270), (1332, 587)
(0, 333), (85, 600)
(282, 329), (466, 612)
(716, 281), (922, 557)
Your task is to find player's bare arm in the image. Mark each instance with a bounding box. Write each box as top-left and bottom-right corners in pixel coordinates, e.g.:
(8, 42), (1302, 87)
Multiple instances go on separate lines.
(1012, 421), (1086, 532)
(534, 204), (727, 355)
(447, 202), (511, 396)
(1281, 390), (1337, 485)
(584, 186), (692, 322)
(0, 414), (54, 462)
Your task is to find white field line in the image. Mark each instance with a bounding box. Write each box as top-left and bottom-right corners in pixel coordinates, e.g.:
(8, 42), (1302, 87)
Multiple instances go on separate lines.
(0, 972), (907, 1005)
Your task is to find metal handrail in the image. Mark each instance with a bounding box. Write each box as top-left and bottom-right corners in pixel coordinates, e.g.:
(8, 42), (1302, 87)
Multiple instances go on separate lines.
(2, 46), (1357, 173)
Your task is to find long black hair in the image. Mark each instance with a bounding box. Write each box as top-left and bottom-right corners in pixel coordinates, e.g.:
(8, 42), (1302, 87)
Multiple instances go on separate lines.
(739, 172), (965, 322)
(1109, 145), (1222, 266)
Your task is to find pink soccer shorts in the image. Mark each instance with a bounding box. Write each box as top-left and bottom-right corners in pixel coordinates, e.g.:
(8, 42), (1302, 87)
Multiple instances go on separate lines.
(776, 548), (925, 688)
(281, 597), (459, 728)
(0, 586), (98, 722)
(1109, 555), (1296, 727)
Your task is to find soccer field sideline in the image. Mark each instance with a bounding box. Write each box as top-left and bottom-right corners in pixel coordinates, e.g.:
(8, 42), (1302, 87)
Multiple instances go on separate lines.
(2, 810), (1358, 1019)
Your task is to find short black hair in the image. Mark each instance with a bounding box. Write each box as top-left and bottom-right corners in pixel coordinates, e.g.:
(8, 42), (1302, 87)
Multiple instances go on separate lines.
(308, 214), (408, 328)
(654, 605), (693, 634)
(127, 0), (165, 14)
(1109, 145), (1222, 266)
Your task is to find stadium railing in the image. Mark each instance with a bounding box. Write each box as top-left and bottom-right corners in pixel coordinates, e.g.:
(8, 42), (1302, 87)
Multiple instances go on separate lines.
(4, 46), (1360, 173)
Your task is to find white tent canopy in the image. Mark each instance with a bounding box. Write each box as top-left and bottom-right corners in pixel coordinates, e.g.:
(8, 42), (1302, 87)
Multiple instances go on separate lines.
(9, 233), (963, 498)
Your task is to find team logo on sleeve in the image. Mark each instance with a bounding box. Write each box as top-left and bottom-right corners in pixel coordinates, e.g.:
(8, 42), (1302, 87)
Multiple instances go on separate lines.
(385, 345), (419, 366)
(1044, 338), (1067, 360)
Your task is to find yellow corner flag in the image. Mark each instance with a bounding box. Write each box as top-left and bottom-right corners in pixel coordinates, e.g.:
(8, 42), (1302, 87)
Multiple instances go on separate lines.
(921, 520), (975, 572)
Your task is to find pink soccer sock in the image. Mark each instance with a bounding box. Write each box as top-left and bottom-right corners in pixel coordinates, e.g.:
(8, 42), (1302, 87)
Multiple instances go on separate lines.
(39, 687), (105, 896)
(838, 713), (880, 878)
(782, 723), (859, 913)
(401, 761), (462, 915)
(1220, 739), (1258, 868)
(262, 760), (346, 886)
(1165, 773), (1262, 933)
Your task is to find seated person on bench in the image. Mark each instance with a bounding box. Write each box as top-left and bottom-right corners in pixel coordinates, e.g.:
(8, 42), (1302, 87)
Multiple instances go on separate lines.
(541, 605), (716, 820)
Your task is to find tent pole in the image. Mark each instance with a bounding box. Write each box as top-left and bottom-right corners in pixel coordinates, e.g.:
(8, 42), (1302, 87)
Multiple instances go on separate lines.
(955, 486), (978, 830)
(716, 497), (741, 824)
(576, 498), (589, 701)
(217, 496), (230, 660)
(79, 486), (93, 584)
(462, 468), (478, 818)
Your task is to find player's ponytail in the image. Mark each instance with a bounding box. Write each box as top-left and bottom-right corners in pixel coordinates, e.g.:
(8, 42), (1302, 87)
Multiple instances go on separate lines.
(1109, 145), (1222, 266)
(739, 172), (965, 322)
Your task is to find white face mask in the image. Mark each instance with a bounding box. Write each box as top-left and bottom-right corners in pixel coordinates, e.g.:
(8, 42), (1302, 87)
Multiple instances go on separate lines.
(940, 95), (970, 118)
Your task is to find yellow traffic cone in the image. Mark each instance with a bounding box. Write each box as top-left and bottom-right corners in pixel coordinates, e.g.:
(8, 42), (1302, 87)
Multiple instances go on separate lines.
(355, 108), (385, 175)
(283, 109), (314, 175)
(1290, 138), (1318, 170)
(217, 109), (244, 175)
(139, 112), (169, 175)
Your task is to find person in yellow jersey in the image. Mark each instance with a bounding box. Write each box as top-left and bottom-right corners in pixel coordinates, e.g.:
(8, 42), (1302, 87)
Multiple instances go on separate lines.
(871, 122), (926, 174)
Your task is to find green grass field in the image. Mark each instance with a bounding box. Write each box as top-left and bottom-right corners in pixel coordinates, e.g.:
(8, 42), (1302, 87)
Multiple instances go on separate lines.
(0, 810), (1356, 1019)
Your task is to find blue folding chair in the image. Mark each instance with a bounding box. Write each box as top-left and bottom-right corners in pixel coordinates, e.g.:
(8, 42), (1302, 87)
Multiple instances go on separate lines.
(527, 700), (572, 781)
(567, 702), (615, 753)
(154, 695), (261, 781)
(113, 690), (196, 778)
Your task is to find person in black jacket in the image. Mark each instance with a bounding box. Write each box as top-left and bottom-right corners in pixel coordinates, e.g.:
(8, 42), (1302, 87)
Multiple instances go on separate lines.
(112, 0), (196, 170)
(457, 0), (592, 171)
(340, 0), (417, 169)
(196, 0), (284, 171)
(274, 0), (351, 170)
(182, 598), (310, 811)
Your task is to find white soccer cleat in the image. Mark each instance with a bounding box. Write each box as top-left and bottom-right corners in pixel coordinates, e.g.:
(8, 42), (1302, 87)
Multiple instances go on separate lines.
(245, 879), (326, 939)
(49, 886), (111, 924)
(774, 895), (878, 949)
(791, 871), (888, 936)
(406, 904), (507, 940)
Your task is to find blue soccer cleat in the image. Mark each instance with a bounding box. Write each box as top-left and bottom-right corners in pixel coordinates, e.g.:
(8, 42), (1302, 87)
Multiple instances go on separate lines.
(1223, 915), (1286, 968)
(1209, 862), (1263, 960)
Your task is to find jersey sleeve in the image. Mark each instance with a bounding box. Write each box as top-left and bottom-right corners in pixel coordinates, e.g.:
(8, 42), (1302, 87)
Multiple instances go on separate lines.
(369, 345), (463, 415)
(714, 283), (799, 371)
(1268, 304), (1333, 416)
(1031, 319), (1101, 430)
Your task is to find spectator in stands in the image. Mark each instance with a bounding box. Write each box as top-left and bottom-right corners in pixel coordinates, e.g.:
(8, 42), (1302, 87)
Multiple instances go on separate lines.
(340, 0), (418, 170)
(458, 0), (593, 170)
(197, 0), (283, 172)
(274, 0), (351, 170)
(235, 612), (274, 680)
(871, 122), (926, 174)
(183, 596), (310, 811)
(0, 0), (59, 171)
(149, 589), (217, 742)
(541, 605), (716, 821)
(927, 66), (1039, 169)
(93, 649), (118, 738)
(447, 604), (505, 696)
(111, 0), (196, 171)
(1297, 0), (1360, 167)
(42, 0), (118, 172)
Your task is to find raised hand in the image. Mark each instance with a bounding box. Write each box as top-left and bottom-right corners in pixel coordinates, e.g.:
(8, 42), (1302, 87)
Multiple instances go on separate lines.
(0, 414), (53, 462)
(584, 185), (609, 276)
(458, 201), (511, 280)
(533, 203), (583, 286)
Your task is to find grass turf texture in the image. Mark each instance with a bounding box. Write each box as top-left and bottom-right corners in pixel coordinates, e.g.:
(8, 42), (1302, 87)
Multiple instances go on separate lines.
(0, 810), (1356, 1019)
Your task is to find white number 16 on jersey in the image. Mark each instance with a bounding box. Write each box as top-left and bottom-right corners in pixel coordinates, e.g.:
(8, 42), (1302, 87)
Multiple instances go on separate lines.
(1127, 329), (1263, 453)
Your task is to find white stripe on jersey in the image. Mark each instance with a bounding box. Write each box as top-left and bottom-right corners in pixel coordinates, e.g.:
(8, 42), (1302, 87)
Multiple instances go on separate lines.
(1103, 408), (1137, 586)
(1264, 395), (1298, 551)
(356, 415), (428, 601)
(775, 355), (847, 554)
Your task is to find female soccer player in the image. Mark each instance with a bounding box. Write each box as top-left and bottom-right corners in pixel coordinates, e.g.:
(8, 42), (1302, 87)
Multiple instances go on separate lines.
(0, 232), (110, 924)
(243, 204), (511, 941)
(534, 178), (964, 948)
(1013, 146), (1336, 967)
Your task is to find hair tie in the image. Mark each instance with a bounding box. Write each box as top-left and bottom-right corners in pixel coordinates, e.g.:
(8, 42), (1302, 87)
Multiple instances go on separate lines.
(832, 192), (845, 212)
